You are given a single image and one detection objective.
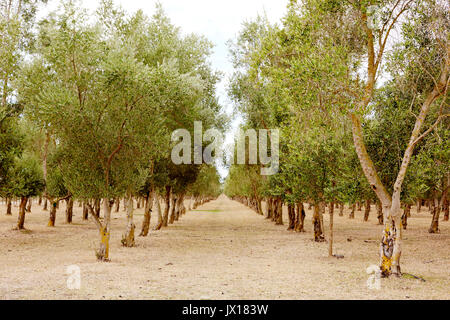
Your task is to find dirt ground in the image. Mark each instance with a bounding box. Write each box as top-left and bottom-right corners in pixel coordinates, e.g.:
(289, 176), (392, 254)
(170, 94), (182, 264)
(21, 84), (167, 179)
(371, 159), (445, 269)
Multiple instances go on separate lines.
(0, 195), (449, 300)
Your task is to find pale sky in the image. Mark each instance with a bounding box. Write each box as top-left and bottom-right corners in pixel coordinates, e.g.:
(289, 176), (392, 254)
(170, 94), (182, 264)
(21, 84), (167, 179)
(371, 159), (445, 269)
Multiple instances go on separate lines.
(40, 0), (289, 178)
(41, 0), (287, 109)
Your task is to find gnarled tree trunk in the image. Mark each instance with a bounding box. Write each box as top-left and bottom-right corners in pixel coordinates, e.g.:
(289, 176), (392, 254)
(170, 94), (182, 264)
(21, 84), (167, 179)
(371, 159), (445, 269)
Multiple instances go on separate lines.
(312, 202), (325, 242)
(429, 198), (441, 234)
(140, 191), (154, 237)
(379, 207), (403, 275)
(6, 198), (12, 215)
(275, 198), (283, 225)
(376, 201), (384, 225)
(153, 194), (164, 231)
(85, 200), (111, 261)
(65, 197), (73, 224)
(287, 204), (295, 231)
(257, 198), (263, 215)
(294, 202), (306, 232)
(94, 199), (101, 218)
(175, 194), (185, 221)
(17, 197), (28, 230)
(401, 204), (411, 230)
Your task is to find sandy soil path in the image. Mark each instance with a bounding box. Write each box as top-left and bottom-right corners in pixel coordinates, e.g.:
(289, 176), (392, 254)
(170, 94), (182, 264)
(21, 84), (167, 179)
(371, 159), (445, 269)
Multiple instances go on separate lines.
(0, 195), (449, 299)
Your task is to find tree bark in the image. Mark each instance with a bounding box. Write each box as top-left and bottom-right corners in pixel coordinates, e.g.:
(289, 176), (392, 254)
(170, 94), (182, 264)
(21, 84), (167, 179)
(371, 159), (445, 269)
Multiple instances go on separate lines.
(153, 194), (164, 231)
(313, 203), (325, 242)
(26, 198), (32, 213)
(275, 198), (283, 225)
(257, 198), (263, 215)
(401, 204), (411, 230)
(94, 199), (101, 218)
(380, 215), (401, 277)
(84, 200), (111, 261)
(175, 197), (181, 221)
(287, 204), (295, 231)
(363, 199), (371, 222)
(169, 194), (177, 224)
(329, 202), (334, 257)
(6, 198), (12, 215)
(429, 198), (441, 234)
(444, 198), (449, 221)
(42, 130), (50, 211)
(82, 202), (89, 220)
(140, 191), (154, 237)
(17, 197), (28, 230)
(182, 196), (187, 215)
(339, 202), (344, 217)
(376, 201), (384, 225)
(65, 197), (73, 224)
(48, 201), (57, 227)
(349, 203), (355, 219)
(175, 194), (185, 221)
(266, 198), (273, 219)
(351, 114), (393, 207)
(294, 202), (306, 232)
(122, 195), (135, 247)
(271, 198), (277, 222)
(97, 199), (111, 261)
(162, 186), (171, 227)
(115, 198), (120, 213)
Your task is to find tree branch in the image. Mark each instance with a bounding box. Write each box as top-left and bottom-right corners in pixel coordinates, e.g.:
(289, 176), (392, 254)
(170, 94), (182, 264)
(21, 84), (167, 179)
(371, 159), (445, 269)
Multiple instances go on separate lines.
(86, 203), (103, 231)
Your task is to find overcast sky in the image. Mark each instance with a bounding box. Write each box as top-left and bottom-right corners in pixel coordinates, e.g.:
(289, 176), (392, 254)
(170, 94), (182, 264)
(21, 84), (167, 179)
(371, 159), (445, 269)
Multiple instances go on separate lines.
(41, 0), (289, 178)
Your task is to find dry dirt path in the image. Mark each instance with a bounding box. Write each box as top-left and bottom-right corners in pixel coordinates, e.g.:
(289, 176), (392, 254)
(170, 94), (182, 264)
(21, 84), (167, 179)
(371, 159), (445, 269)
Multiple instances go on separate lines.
(0, 195), (449, 299)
